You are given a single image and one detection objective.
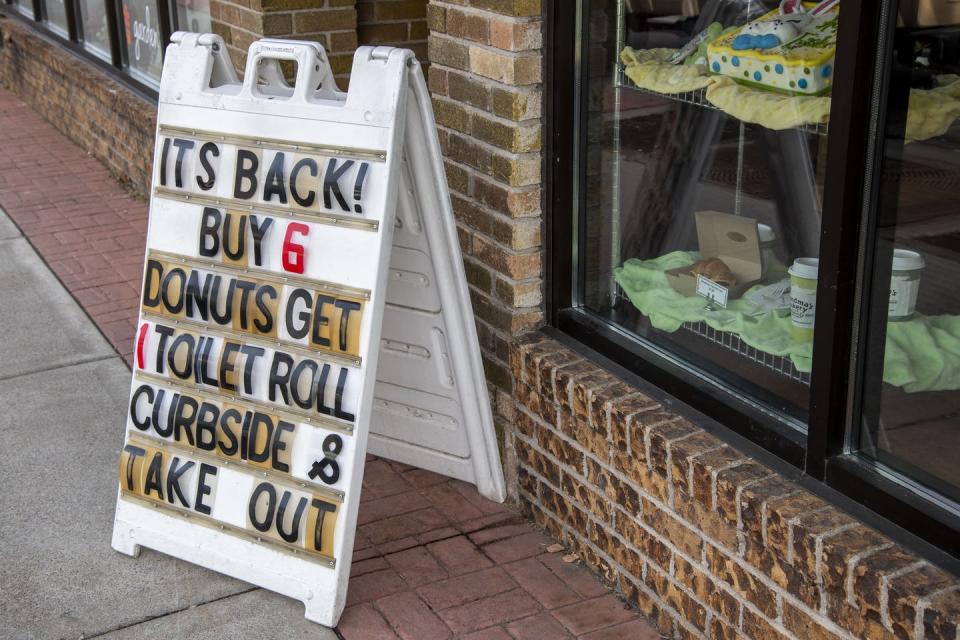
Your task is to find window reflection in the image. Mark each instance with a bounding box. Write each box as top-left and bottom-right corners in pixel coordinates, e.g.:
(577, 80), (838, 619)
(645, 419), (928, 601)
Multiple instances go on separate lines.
(78, 0), (112, 60)
(857, 4), (960, 502)
(14, 0), (35, 19)
(44, 0), (69, 35)
(176, 0), (211, 33)
(120, 0), (163, 85)
(581, 0), (839, 422)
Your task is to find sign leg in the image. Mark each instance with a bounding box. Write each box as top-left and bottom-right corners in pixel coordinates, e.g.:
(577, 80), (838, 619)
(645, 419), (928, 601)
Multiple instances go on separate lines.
(111, 524), (142, 558)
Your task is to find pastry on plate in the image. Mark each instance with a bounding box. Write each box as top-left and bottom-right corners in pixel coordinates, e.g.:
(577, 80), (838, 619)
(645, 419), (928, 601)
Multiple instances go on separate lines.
(689, 258), (737, 287)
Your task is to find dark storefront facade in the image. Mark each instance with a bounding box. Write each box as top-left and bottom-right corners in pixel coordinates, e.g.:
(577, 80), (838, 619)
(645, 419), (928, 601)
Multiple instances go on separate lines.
(3, 0), (960, 637)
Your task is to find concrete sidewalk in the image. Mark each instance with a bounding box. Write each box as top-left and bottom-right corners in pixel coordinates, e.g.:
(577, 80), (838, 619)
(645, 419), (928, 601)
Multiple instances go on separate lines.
(0, 206), (340, 640)
(0, 87), (660, 639)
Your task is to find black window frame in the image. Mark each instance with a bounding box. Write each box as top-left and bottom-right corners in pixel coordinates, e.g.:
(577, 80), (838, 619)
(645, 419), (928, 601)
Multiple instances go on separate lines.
(545, 0), (960, 564)
(0, 0), (189, 101)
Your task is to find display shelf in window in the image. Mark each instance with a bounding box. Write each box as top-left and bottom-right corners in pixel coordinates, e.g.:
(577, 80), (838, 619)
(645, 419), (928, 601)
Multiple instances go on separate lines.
(681, 319), (812, 385)
(617, 2), (839, 133)
(615, 66), (831, 136)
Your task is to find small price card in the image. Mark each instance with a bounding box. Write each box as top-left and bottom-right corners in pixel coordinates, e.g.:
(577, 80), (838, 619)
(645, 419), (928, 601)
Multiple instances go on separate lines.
(696, 275), (729, 308)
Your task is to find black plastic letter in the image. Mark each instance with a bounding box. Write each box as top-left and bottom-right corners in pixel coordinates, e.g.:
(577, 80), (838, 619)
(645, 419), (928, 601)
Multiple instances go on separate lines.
(233, 149), (259, 199)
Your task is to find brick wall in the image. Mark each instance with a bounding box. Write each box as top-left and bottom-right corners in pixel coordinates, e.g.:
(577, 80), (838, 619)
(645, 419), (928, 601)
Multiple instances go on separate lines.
(0, 16), (156, 195)
(211, 0), (357, 84)
(510, 333), (960, 640)
(0, 0), (359, 196)
(5, 3), (960, 637)
(357, 0), (427, 61)
(425, 0), (543, 448)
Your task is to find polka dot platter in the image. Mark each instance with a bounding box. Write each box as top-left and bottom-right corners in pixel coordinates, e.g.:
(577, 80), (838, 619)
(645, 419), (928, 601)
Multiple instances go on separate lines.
(706, 3), (839, 96)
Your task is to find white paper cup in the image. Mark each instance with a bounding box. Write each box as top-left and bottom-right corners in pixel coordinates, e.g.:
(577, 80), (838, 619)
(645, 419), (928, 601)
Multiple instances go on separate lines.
(789, 258), (819, 342)
(889, 249), (924, 321)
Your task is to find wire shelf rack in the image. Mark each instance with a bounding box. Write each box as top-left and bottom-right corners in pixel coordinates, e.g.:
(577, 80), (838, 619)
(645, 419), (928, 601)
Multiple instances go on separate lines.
(616, 67), (830, 137)
(680, 321), (812, 385)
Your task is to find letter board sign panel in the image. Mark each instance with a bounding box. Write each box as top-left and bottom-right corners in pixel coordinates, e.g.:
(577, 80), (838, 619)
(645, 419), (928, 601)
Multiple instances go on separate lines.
(370, 75), (506, 503)
(112, 34), (505, 628)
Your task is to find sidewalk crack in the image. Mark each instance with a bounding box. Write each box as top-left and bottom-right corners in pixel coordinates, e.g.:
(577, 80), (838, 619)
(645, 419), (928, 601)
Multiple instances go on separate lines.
(82, 586), (260, 639)
(0, 354), (117, 383)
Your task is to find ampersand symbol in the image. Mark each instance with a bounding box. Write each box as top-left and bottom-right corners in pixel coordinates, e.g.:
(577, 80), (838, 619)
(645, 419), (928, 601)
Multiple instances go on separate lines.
(308, 434), (343, 485)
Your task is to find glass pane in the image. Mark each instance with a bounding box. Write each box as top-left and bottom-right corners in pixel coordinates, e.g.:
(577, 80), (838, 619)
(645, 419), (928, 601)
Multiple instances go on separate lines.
(855, 4), (960, 502)
(175, 0), (211, 33)
(15, 0), (35, 19)
(78, 0), (112, 60)
(578, 0), (841, 423)
(120, 0), (163, 85)
(44, 0), (69, 35)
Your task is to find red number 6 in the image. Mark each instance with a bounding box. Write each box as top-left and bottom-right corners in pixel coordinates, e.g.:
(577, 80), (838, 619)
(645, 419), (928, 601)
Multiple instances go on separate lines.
(282, 222), (309, 274)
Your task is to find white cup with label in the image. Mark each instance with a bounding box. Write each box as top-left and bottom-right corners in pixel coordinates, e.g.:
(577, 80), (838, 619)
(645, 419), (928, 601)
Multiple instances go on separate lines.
(788, 258), (819, 343)
(889, 249), (924, 321)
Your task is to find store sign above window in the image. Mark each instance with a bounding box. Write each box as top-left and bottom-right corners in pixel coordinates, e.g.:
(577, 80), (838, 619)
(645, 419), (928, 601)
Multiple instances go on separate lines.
(112, 33), (505, 627)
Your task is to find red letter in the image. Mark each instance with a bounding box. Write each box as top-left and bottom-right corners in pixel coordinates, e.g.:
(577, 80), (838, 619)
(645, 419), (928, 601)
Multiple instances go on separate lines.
(136, 322), (149, 370)
(282, 222), (309, 274)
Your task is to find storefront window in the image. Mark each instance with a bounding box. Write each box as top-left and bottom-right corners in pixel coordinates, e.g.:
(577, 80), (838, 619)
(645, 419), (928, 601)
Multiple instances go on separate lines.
(855, 6), (960, 504)
(77, 0), (112, 60)
(4, 0), (214, 99)
(175, 0), (211, 33)
(43, 0), (69, 35)
(120, 0), (163, 85)
(554, 0), (960, 555)
(13, 0), (35, 19)
(578, 0), (840, 425)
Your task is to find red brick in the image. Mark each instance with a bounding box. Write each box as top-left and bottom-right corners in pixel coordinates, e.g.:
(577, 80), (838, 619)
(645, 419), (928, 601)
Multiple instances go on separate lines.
(457, 511), (524, 535)
(375, 591), (452, 640)
(503, 557), (581, 609)
(417, 566), (517, 610)
(420, 483), (486, 523)
(346, 568), (409, 606)
(419, 527), (460, 545)
(402, 468), (448, 488)
(361, 508), (451, 546)
(338, 603), (400, 639)
(742, 607), (790, 640)
(385, 546), (449, 588)
(853, 546), (924, 610)
(923, 587), (960, 639)
(436, 588), (541, 635)
(705, 545), (779, 620)
(482, 531), (553, 563)
(352, 556), (390, 577)
(887, 564), (958, 639)
(550, 594), (637, 635)
(354, 546), (379, 562)
(580, 618), (662, 639)
(468, 522), (534, 545)
(537, 551), (609, 598)
(362, 459), (416, 501)
(642, 499), (701, 559)
(819, 525), (890, 595)
(450, 480), (511, 515)
(505, 613), (573, 639)
(427, 535), (494, 575)
(765, 492), (828, 549)
(781, 601), (844, 640)
(358, 490), (431, 525)
(460, 628), (513, 640)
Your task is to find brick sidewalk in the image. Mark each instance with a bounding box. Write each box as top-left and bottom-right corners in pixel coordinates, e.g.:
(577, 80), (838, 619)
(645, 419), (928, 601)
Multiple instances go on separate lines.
(0, 87), (661, 639)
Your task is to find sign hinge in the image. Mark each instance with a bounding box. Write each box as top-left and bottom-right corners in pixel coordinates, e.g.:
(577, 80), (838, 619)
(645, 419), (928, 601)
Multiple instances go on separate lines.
(369, 46), (394, 61)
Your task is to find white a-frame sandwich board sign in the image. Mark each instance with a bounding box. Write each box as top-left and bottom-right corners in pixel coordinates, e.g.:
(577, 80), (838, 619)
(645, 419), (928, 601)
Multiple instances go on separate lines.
(111, 33), (505, 627)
